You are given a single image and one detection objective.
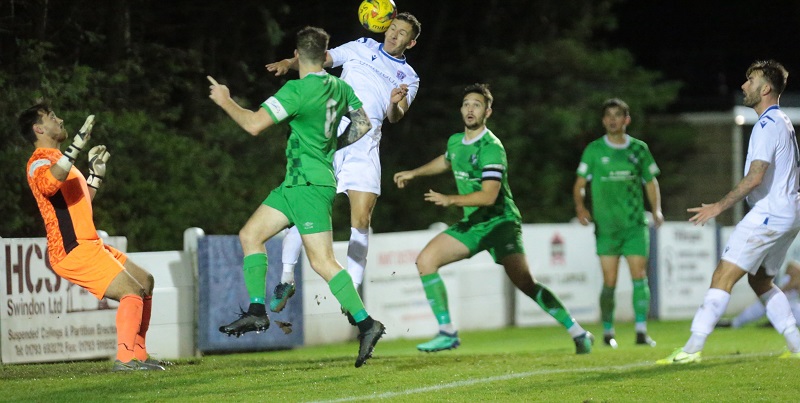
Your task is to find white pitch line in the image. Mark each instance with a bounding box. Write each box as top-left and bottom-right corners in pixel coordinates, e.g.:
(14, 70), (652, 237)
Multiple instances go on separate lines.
(311, 352), (773, 403)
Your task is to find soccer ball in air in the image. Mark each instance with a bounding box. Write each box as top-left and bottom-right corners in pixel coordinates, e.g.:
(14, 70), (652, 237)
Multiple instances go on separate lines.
(358, 0), (397, 33)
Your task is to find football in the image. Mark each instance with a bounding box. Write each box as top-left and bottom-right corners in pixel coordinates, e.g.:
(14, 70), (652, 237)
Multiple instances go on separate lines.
(357, 0), (397, 33)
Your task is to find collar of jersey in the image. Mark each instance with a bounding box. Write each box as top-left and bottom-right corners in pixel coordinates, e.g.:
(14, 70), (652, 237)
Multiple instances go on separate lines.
(305, 70), (328, 78)
(462, 128), (489, 145)
(759, 104), (780, 120)
(603, 134), (630, 149)
(378, 44), (406, 64)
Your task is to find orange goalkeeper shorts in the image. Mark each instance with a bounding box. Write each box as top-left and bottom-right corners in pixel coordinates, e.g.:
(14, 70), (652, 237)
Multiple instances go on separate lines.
(53, 239), (128, 299)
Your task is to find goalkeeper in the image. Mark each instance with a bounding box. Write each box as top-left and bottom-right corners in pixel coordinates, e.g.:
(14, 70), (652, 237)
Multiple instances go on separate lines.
(19, 102), (164, 371)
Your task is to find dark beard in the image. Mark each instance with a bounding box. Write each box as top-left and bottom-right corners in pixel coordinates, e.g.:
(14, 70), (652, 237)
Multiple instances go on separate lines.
(465, 121), (483, 131)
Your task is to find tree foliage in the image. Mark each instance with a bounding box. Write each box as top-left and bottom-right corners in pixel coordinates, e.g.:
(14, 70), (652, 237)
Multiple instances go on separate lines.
(0, 1), (693, 250)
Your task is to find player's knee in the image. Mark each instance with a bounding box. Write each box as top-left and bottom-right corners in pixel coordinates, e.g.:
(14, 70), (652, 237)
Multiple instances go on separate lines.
(238, 227), (262, 250)
(415, 255), (438, 276)
(122, 284), (146, 298)
(747, 275), (773, 295)
(142, 272), (155, 294)
(351, 215), (371, 229)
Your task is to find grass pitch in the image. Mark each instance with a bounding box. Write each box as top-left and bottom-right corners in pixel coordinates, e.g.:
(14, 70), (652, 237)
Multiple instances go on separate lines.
(1, 320), (796, 402)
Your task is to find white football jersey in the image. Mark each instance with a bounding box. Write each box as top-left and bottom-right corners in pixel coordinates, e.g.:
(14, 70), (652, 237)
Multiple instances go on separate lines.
(744, 105), (800, 228)
(328, 37), (419, 147)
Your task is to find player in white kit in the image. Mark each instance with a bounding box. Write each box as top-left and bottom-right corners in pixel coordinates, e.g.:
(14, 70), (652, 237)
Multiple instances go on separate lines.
(659, 60), (800, 364)
(265, 13), (422, 316)
(717, 236), (800, 328)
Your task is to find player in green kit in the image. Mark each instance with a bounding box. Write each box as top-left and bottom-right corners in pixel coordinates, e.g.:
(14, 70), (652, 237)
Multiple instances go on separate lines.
(573, 98), (663, 348)
(207, 26), (384, 368)
(394, 83), (594, 354)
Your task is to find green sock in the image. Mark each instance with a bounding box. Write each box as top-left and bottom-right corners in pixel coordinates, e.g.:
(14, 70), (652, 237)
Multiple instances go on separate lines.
(243, 253), (267, 305)
(421, 273), (451, 325)
(632, 278), (651, 323)
(532, 283), (575, 329)
(600, 286), (616, 332)
(329, 271), (367, 322)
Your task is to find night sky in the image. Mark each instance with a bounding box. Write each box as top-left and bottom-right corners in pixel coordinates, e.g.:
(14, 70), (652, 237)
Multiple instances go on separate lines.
(607, 0), (800, 110)
(369, 0), (800, 112)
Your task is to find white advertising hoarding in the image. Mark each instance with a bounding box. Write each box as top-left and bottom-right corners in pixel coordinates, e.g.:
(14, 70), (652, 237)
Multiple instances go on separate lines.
(655, 223), (717, 319)
(515, 224), (604, 326)
(1, 238), (119, 363)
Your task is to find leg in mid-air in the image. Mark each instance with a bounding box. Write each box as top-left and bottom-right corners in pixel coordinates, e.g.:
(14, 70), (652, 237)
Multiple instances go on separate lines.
(414, 233), (470, 352)
(270, 226), (302, 313)
(219, 204), (288, 337)
(334, 189), (378, 326)
(503, 253), (593, 354)
(344, 190), (377, 289)
(301, 230), (385, 367)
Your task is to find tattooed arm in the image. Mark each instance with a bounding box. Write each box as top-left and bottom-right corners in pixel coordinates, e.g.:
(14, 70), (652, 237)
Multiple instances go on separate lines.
(337, 107), (372, 150)
(687, 159), (768, 226)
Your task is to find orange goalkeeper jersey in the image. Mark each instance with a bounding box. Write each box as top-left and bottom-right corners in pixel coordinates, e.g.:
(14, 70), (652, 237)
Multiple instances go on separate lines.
(26, 147), (99, 265)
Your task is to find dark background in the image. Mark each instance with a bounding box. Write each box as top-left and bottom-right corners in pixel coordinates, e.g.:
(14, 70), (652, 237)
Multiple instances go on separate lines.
(607, 0), (800, 110)
(2, 0), (798, 250)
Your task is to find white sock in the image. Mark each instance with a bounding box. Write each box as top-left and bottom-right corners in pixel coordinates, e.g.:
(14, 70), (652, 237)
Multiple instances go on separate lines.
(685, 288), (730, 353)
(787, 290), (800, 323)
(761, 286), (800, 352)
(732, 300), (766, 328)
(347, 227), (369, 287)
(281, 264), (295, 284)
(785, 327), (800, 353)
(439, 323), (456, 334)
(635, 322), (647, 333)
(281, 227), (303, 284)
(567, 323), (586, 338)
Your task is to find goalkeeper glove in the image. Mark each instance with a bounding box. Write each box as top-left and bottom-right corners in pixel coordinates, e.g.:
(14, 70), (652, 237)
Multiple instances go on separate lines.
(87, 145), (110, 189)
(57, 115), (95, 171)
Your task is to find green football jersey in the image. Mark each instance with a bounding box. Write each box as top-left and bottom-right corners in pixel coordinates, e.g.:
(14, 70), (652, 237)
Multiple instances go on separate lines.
(445, 129), (521, 222)
(262, 71), (362, 187)
(576, 134), (660, 232)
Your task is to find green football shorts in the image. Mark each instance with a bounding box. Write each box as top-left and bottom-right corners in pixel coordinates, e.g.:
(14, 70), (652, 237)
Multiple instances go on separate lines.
(595, 225), (649, 257)
(264, 183), (335, 235)
(444, 215), (525, 263)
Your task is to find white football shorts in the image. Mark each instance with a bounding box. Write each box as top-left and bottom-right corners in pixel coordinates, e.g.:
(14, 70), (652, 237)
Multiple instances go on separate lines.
(334, 138), (381, 196)
(721, 213), (800, 276)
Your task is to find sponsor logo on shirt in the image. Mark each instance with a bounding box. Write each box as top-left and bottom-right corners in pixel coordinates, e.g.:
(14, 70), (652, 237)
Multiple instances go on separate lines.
(602, 170), (636, 181)
(303, 222), (314, 230)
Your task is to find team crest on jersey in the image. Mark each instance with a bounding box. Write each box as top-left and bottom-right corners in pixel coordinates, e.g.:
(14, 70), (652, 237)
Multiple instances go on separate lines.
(628, 154), (639, 164)
(470, 154), (478, 166)
(396, 70), (406, 80)
(601, 156), (610, 164)
(371, 55), (377, 61)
